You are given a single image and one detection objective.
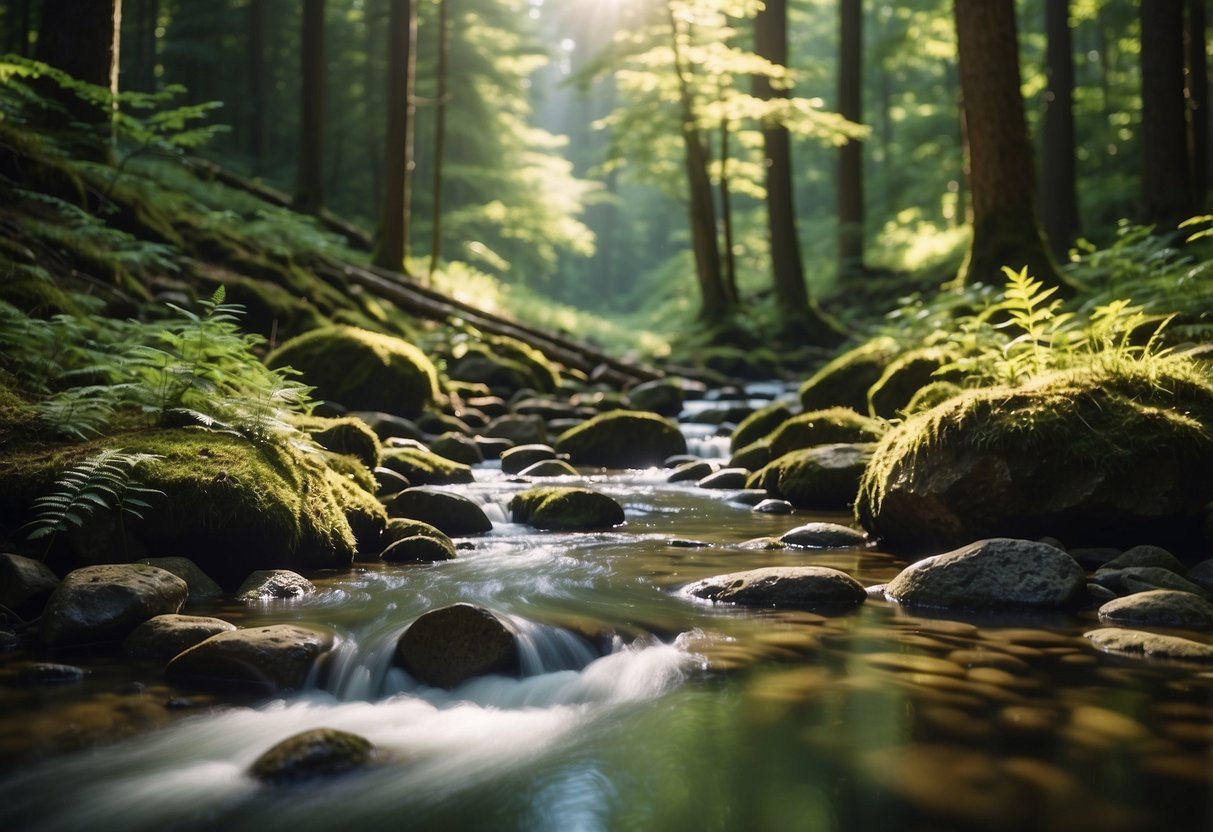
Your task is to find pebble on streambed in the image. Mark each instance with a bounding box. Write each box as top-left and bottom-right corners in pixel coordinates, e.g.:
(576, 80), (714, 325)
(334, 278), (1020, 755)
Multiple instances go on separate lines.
(682, 566), (867, 611)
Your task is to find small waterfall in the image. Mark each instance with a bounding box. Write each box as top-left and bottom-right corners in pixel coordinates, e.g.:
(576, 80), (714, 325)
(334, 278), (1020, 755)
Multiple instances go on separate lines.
(506, 616), (600, 676)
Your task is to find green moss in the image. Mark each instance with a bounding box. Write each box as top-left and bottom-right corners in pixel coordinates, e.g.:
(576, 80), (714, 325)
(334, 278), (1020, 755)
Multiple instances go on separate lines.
(767, 408), (885, 458)
(487, 335), (561, 393)
(380, 446), (474, 485)
(292, 414), (382, 470)
(447, 345), (542, 397)
(204, 270), (328, 341)
(799, 336), (900, 413)
(509, 486), (625, 530)
(266, 325), (439, 417)
(904, 380), (965, 414)
(748, 444), (875, 509)
(866, 346), (959, 418)
(380, 518), (456, 562)
(730, 401), (794, 452)
(555, 409), (686, 468)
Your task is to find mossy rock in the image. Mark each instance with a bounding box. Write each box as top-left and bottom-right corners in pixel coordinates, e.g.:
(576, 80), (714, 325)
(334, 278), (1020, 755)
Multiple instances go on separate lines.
(905, 380), (965, 414)
(555, 410), (686, 468)
(380, 518), (456, 563)
(729, 439), (773, 471)
(748, 443), (876, 509)
(866, 347), (960, 418)
(266, 325), (439, 417)
(250, 728), (376, 785)
(447, 336), (559, 397)
(486, 335), (561, 393)
(429, 432), (484, 466)
(380, 446), (474, 485)
(293, 415), (382, 470)
(385, 487), (493, 536)
(206, 271), (327, 342)
(799, 336), (900, 413)
(0, 430), (378, 586)
(856, 365), (1213, 553)
(767, 408), (885, 458)
(509, 486), (625, 531)
(730, 401), (795, 452)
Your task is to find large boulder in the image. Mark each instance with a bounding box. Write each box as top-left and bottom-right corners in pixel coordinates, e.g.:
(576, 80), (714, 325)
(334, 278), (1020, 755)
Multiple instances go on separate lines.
(0, 553), (60, 619)
(884, 538), (1085, 610)
(509, 486), (625, 531)
(683, 566), (866, 610)
(766, 408), (885, 458)
(136, 557), (222, 601)
(394, 604), (520, 688)
(856, 367), (1213, 553)
(556, 410), (687, 468)
(730, 401), (795, 453)
(626, 378), (684, 417)
(799, 336), (900, 413)
(866, 347), (959, 418)
(250, 728), (376, 785)
(123, 613), (236, 662)
(166, 624), (336, 691)
(266, 325), (439, 417)
(747, 443), (875, 509)
(1097, 590), (1213, 628)
(41, 564), (188, 648)
(385, 487), (493, 536)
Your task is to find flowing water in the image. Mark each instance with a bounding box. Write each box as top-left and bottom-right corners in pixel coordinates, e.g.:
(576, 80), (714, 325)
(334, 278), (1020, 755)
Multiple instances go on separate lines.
(1, 395), (1212, 832)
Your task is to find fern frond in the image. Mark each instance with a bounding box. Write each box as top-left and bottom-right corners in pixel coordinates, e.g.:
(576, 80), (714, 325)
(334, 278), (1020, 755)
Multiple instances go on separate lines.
(23, 450), (163, 546)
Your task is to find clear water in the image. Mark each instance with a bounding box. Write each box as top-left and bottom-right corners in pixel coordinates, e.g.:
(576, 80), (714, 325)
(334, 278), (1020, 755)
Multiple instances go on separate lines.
(1, 464), (1211, 831)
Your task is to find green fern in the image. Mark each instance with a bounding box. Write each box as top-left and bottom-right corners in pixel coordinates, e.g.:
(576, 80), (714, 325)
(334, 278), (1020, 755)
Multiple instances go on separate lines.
(24, 449), (163, 545)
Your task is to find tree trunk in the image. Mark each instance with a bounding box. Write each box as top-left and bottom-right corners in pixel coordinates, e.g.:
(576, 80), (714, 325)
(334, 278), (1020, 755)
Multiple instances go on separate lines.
(127, 0), (158, 93)
(293, 0), (327, 215)
(363, 0), (384, 217)
(953, 0), (1062, 289)
(247, 0), (270, 176)
(667, 1), (728, 324)
(1040, 0), (1079, 257)
(429, 0), (451, 281)
(1186, 0), (1209, 211)
(14, 0), (33, 56)
(374, 0), (417, 272)
(718, 95), (738, 305)
(1140, 0), (1193, 229)
(35, 0), (121, 160)
(837, 0), (865, 276)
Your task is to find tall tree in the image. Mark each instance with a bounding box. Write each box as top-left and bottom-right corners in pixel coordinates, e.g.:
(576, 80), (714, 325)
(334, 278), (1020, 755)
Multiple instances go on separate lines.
(124, 0), (158, 93)
(1139, 0), (1192, 228)
(1040, 0), (1078, 257)
(246, 0), (270, 176)
(293, 0), (327, 215)
(429, 0), (451, 280)
(953, 0), (1061, 289)
(35, 0), (122, 160)
(836, 0), (864, 276)
(1186, 0), (1208, 211)
(375, 0), (418, 272)
(667, 0), (729, 323)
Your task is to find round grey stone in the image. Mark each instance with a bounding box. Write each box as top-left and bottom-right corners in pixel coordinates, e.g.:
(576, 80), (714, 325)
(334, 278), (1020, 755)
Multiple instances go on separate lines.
(395, 604), (520, 689)
(1084, 627), (1213, 663)
(137, 557), (222, 600)
(1098, 590), (1213, 629)
(684, 566), (866, 610)
(250, 728), (375, 785)
(166, 624), (336, 691)
(236, 570), (316, 601)
(41, 564), (188, 648)
(123, 614), (237, 662)
(780, 522), (867, 549)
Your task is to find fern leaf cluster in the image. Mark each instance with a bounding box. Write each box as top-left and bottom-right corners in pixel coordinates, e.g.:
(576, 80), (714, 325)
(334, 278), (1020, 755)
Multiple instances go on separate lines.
(24, 449), (162, 544)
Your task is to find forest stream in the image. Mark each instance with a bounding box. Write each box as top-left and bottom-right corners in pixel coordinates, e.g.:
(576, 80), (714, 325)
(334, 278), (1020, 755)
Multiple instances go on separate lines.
(0, 384), (1209, 832)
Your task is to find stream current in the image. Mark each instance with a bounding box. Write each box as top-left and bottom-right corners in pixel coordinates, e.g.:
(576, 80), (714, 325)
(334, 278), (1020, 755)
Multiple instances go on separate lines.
(1, 390), (1211, 832)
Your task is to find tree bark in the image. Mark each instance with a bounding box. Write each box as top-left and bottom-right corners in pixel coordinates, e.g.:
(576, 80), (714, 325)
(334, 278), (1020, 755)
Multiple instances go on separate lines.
(953, 0), (1062, 289)
(1040, 0), (1079, 257)
(1186, 0), (1209, 211)
(374, 0), (417, 271)
(718, 92), (738, 305)
(127, 0), (158, 93)
(667, 1), (728, 324)
(429, 0), (451, 281)
(35, 0), (122, 160)
(1140, 0), (1193, 229)
(247, 0), (270, 176)
(293, 0), (327, 215)
(837, 0), (864, 275)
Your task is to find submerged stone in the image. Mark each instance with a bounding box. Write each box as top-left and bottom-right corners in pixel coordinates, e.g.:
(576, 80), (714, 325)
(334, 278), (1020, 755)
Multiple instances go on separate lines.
(1097, 590), (1213, 629)
(236, 570), (315, 601)
(250, 728), (375, 785)
(684, 566), (866, 610)
(395, 603), (520, 689)
(1084, 627), (1213, 663)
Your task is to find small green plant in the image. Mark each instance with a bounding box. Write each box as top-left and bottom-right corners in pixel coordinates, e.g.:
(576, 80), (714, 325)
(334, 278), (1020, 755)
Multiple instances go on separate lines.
(23, 449), (162, 551)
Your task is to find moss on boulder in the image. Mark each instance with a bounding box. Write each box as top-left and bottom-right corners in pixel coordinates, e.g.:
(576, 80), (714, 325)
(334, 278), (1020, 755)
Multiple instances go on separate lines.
(799, 336), (900, 413)
(555, 410), (686, 468)
(767, 408), (885, 458)
(866, 347), (960, 418)
(730, 401), (795, 452)
(380, 446), (474, 485)
(856, 365), (1213, 553)
(748, 443), (876, 509)
(509, 486), (625, 531)
(379, 518), (456, 563)
(266, 325), (439, 417)
(293, 415), (382, 470)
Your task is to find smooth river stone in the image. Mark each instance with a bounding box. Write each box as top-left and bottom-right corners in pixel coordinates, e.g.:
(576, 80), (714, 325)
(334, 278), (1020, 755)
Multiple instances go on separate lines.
(166, 624), (335, 691)
(123, 614), (237, 662)
(886, 538), (1084, 609)
(250, 728), (375, 785)
(1098, 590), (1213, 629)
(236, 570), (315, 600)
(41, 564), (187, 648)
(1084, 627), (1213, 663)
(779, 522), (867, 549)
(683, 566), (866, 610)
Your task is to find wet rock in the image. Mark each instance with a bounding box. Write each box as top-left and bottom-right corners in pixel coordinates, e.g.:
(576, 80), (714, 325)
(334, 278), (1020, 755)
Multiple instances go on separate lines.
(123, 614), (237, 662)
(747, 443), (874, 509)
(429, 432), (483, 466)
(352, 412), (427, 443)
(766, 408), (885, 458)
(555, 410), (686, 468)
(373, 465), (411, 496)
(473, 436), (513, 460)
(0, 553), (60, 619)
(727, 489), (771, 507)
(166, 624), (336, 691)
(667, 538), (711, 548)
(1118, 566), (1208, 597)
(518, 459), (578, 478)
(509, 486), (625, 531)
(1101, 545), (1187, 575)
(249, 728), (375, 785)
(136, 556), (222, 601)
(1097, 590), (1213, 629)
(729, 440), (772, 471)
(1188, 558), (1213, 593)
(1084, 627), (1213, 663)
(483, 414), (547, 446)
(395, 603), (520, 688)
(780, 522), (867, 549)
(416, 411), (472, 437)
(380, 518), (456, 564)
(799, 336), (900, 414)
(683, 566), (866, 610)
(15, 662), (87, 685)
(500, 443), (558, 475)
(1082, 583), (1119, 606)
(237, 570), (315, 601)
(385, 487), (493, 536)
(885, 538), (1085, 610)
(753, 499), (794, 515)
(730, 401), (795, 453)
(380, 446), (474, 486)
(667, 460), (717, 483)
(626, 378), (684, 417)
(42, 564), (188, 649)
(696, 468), (749, 490)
